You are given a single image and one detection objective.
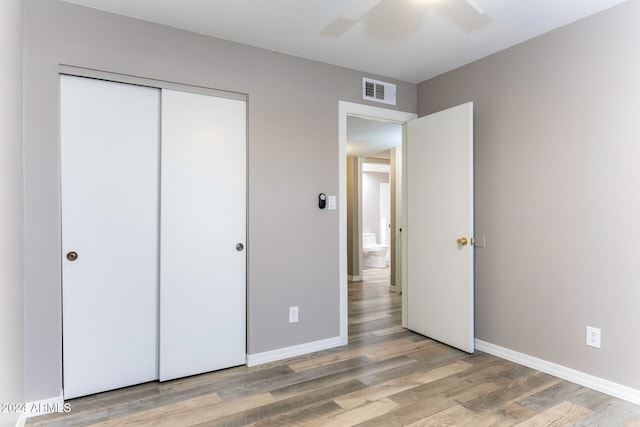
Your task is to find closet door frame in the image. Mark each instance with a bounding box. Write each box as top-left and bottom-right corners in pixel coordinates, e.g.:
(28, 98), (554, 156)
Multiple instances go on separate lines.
(59, 65), (248, 393)
(60, 65), (247, 103)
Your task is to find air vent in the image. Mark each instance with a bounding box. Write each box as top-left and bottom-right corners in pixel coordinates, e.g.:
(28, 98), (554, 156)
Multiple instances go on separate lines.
(362, 77), (396, 105)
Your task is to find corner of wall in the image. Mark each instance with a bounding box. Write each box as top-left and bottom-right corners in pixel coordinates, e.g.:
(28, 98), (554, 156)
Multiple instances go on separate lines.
(0, 1), (25, 426)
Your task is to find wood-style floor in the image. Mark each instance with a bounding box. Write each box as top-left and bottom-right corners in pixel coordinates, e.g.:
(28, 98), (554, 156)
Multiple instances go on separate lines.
(29, 268), (640, 426)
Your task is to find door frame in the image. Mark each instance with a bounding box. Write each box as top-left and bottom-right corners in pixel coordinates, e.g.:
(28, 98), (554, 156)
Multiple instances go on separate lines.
(355, 156), (393, 283)
(338, 101), (416, 344)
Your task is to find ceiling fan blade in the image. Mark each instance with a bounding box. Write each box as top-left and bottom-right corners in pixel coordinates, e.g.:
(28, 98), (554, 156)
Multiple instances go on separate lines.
(465, 0), (485, 14)
(464, 0), (505, 14)
(338, 0), (383, 21)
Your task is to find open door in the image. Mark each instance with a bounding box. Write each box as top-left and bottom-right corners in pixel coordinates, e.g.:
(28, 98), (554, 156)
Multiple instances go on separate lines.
(405, 102), (474, 353)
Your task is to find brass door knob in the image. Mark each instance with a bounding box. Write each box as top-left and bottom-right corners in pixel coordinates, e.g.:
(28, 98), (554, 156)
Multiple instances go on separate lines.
(456, 237), (468, 246)
(67, 251), (78, 261)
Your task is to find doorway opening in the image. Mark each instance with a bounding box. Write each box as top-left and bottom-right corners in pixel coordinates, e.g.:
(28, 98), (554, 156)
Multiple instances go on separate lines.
(338, 101), (417, 345)
(347, 122), (397, 284)
(361, 159), (391, 273)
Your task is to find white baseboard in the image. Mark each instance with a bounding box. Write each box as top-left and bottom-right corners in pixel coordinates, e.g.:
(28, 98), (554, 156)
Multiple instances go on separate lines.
(475, 339), (640, 406)
(348, 275), (363, 282)
(246, 336), (344, 367)
(15, 393), (67, 426)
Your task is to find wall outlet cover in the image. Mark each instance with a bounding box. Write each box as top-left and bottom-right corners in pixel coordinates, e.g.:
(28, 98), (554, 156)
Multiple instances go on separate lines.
(586, 326), (601, 348)
(289, 306), (299, 323)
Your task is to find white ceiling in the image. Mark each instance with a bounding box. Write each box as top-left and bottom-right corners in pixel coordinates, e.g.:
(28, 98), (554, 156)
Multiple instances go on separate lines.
(62, 0), (627, 84)
(347, 116), (402, 158)
(61, 0), (627, 157)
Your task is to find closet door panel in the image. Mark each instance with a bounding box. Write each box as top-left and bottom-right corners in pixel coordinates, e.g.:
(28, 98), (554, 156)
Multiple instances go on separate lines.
(160, 90), (246, 381)
(61, 75), (160, 399)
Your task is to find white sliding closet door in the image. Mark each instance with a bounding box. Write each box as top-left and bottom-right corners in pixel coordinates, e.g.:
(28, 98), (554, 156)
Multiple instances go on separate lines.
(61, 75), (160, 399)
(160, 90), (247, 381)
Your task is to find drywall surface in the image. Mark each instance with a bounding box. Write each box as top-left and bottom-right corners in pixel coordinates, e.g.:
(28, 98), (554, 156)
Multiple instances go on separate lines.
(418, 0), (640, 389)
(23, 0), (416, 401)
(0, 0), (24, 425)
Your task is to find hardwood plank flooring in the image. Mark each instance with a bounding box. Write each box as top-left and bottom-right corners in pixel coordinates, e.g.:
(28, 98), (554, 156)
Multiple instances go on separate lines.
(28, 267), (640, 426)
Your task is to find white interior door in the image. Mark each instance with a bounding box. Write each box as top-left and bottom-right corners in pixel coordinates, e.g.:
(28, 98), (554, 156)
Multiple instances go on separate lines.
(61, 75), (160, 399)
(160, 90), (247, 381)
(405, 102), (474, 353)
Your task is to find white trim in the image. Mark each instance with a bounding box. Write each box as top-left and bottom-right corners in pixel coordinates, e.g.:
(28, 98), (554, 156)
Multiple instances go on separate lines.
(338, 101), (417, 346)
(400, 124), (408, 328)
(475, 339), (640, 406)
(246, 336), (343, 367)
(348, 275), (363, 282)
(59, 65), (247, 101)
(466, 103), (475, 353)
(15, 393), (68, 426)
(356, 157), (363, 284)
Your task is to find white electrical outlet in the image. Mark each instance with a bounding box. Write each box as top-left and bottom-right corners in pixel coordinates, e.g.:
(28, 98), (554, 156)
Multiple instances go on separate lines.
(586, 326), (601, 348)
(289, 306), (299, 323)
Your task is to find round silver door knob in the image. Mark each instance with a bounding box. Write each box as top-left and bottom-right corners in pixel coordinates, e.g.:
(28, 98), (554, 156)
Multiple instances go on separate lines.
(236, 243), (244, 252)
(67, 251), (78, 261)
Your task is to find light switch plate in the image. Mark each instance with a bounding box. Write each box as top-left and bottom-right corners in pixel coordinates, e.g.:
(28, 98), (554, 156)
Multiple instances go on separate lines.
(289, 306), (299, 323)
(328, 195), (336, 210)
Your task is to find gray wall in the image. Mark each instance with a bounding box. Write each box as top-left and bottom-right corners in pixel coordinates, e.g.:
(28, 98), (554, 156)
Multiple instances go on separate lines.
(23, 0), (416, 401)
(0, 1), (24, 425)
(418, 0), (640, 389)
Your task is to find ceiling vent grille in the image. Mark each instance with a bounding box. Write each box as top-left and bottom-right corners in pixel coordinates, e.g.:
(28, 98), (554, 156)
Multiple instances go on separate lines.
(363, 77), (396, 105)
